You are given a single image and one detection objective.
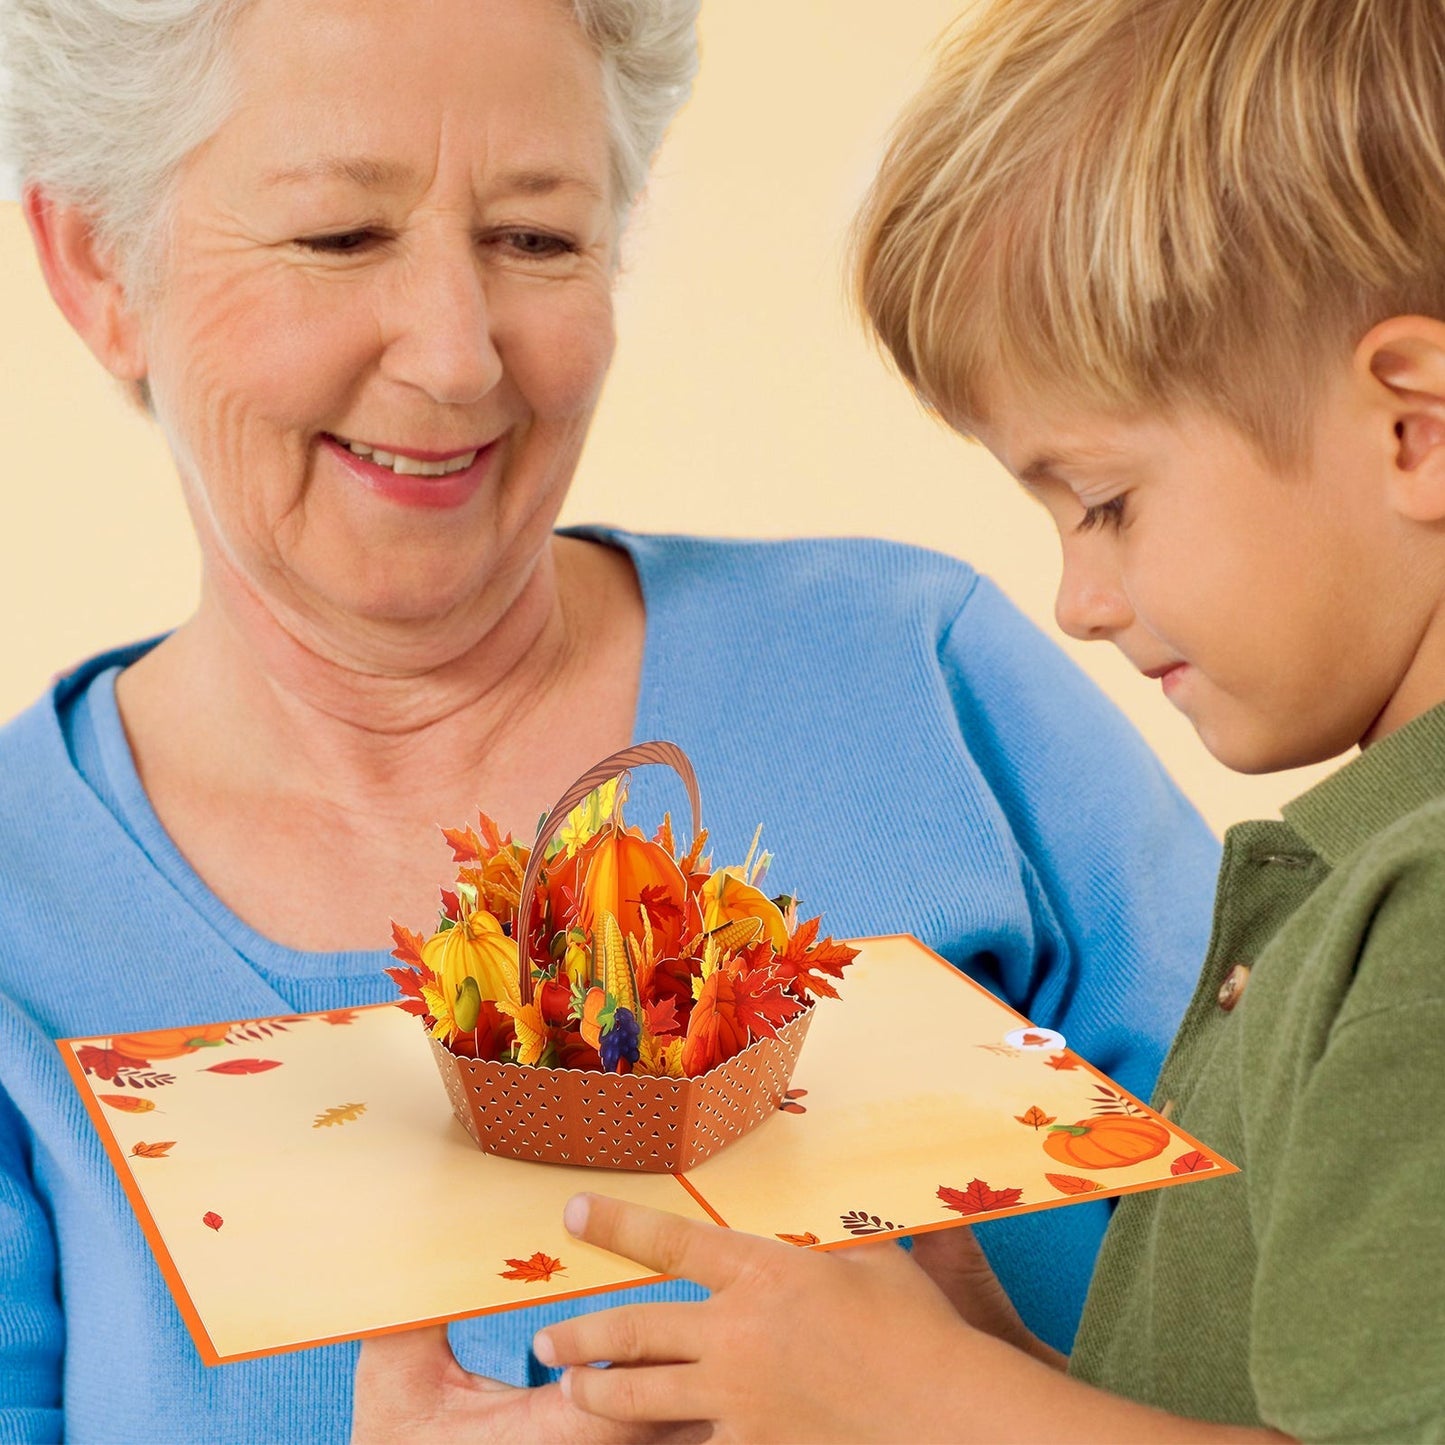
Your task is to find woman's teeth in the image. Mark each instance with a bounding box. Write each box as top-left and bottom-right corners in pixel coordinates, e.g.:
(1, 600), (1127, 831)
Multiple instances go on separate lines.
(340, 438), (478, 476)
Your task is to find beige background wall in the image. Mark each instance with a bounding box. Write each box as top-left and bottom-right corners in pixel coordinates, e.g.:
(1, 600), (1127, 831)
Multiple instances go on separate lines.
(0, 0), (1335, 835)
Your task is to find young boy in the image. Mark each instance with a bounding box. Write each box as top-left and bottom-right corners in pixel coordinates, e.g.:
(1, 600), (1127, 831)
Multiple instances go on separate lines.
(519, 0), (1445, 1438)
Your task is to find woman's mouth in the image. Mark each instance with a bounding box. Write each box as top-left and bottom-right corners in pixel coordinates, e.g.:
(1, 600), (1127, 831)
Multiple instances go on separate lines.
(322, 433), (497, 509)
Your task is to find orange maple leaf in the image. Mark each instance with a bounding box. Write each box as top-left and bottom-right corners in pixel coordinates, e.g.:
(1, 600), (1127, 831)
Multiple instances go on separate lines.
(476, 810), (511, 853)
(1170, 1151), (1215, 1176)
(643, 995), (680, 1037)
(500, 1251), (565, 1283)
(776, 1232), (820, 1247)
(131, 1141), (176, 1158)
(389, 922), (428, 968)
(1045, 1051), (1082, 1071)
(442, 825), (485, 863)
(937, 1179), (1024, 1216)
(1044, 1173), (1102, 1196)
(771, 917), (859, 1001)
(1015, 1105), (1057, 1130)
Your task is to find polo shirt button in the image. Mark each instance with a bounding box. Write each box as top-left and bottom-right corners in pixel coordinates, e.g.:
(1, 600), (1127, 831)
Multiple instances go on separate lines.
(1217, 964), (1250, 1012)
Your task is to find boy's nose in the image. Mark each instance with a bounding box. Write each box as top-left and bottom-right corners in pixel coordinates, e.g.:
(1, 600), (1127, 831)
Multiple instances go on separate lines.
(1053, 545), (1134, 642)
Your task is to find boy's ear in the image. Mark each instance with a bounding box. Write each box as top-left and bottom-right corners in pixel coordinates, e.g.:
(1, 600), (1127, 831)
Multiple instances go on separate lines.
(23, 186), (149, 384)
(1360, 316), (1445, 522)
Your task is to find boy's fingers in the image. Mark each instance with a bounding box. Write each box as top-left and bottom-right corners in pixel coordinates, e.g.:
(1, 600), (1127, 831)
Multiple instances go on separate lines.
(564, 1193), (769, 1288)
(562, 1361), (711, 1424)
(535, 1302), (702, 1368)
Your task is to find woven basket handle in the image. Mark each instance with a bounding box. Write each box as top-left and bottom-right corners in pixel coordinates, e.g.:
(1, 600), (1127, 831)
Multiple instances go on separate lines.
(515, 741), (702, 1002)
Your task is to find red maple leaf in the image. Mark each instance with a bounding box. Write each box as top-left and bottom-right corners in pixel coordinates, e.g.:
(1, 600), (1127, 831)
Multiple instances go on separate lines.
(643, 996), (680, 1038)
(730, 967), (806, 1039)
(439, 888), (461, 921)
(635, 883), (685, 931)
(500, 1251), (565, 1283)
(442, 825), (485, 863)
(75, 1044), (127, 1081)
(771, 917), (859, 1001)
(1170, 1151), (1215, 1176)
(202, 1059), (282, 1075)
(937, 1179), (1025, 1216)
(202, 1211), (223, 1231)
(389, 922), (428, 968)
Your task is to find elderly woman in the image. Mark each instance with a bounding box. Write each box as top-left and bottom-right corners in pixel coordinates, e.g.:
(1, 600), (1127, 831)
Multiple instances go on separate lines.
(0, 0), (1219, 1440)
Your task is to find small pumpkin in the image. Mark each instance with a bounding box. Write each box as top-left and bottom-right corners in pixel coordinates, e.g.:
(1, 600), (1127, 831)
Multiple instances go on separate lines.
(110, 1022), (233, 1062)
(1042, 1114), (1170, 1170)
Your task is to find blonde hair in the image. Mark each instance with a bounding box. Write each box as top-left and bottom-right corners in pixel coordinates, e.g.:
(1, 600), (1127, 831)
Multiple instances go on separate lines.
(853, 0), (1445, 463)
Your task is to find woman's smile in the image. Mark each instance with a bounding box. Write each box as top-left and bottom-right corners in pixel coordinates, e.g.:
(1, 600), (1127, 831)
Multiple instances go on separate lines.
(320, 432), (503, 510)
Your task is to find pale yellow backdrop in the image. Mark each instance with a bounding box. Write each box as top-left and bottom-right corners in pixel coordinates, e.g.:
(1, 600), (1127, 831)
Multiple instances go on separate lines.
(0, 0), (1335, 833)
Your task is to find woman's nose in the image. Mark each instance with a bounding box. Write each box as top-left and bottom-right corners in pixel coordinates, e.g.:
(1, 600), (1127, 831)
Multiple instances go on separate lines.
(1053, 540), (1134, 642)
(380, 243), (504, 406)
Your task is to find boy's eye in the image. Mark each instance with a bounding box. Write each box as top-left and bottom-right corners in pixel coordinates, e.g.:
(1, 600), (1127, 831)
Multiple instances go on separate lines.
(1076, 495), (1128, 532)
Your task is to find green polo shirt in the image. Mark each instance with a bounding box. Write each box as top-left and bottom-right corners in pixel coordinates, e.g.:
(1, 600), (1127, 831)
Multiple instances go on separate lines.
(1069, 703), (1445, 1442)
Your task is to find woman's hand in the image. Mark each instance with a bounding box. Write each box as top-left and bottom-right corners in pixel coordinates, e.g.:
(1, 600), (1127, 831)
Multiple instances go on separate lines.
(531, 1193), (981, 1444)
(909, 1226), (1065, 1368)
(351, 1322), (708, 1444)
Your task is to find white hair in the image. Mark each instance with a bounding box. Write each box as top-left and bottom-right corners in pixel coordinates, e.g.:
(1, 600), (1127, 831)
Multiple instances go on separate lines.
(0, 0), (699, 293)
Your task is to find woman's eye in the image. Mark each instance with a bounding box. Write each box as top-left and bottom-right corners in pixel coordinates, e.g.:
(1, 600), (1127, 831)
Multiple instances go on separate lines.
(493, 230), (577, 259)
(294, 230), (381, 254)
(1076, 495), (1128, 532)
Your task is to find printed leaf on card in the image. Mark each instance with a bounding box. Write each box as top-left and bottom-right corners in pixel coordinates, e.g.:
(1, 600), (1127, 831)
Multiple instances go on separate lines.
(500, 1252), (565, 1283)
(937, 1180), (1024, 1216)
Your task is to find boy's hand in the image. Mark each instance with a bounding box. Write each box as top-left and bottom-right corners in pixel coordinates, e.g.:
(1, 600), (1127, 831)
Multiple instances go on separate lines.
(532, 1193), (979, 1444)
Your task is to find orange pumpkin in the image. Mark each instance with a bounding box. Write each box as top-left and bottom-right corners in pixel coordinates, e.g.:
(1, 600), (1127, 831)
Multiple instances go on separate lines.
(1041, 1114), (1170, 1170)
(110, 1022), (233, 1062)
(578, 826), (693, 955)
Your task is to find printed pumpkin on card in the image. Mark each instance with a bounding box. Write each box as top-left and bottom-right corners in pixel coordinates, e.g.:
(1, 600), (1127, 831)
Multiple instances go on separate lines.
(58, 743), (1233, 1365)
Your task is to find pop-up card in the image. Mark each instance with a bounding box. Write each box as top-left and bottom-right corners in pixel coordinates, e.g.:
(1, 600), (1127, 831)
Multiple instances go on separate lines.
(58, 744), (1233, 1365)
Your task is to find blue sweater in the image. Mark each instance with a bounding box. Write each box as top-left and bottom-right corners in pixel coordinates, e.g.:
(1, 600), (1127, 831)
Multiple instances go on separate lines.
(0, 530), (1219, 1445)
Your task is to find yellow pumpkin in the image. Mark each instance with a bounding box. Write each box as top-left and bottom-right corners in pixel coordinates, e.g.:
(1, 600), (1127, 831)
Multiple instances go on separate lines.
(423, 909), (519, 1011)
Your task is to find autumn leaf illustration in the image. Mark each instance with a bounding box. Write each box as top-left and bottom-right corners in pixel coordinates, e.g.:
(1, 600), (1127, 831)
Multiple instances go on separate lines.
(321, 1009), (359, 1026)
(203, 1211), (223, 1231)
(1170, 1151), (1215, 1175)
(770, 917), (859, 1001)
(500, 1252), (565, 1283)
(98, 1094), (156, 1113)
(313, 1102), (367, 1128)
(1045, 1051), (1081, 1071)
(76, 1045), (127, 1082)
(389, 921), (428, 968)
(1015, 1105), (1056, 1130)
(202, 1059), (282, 1075)
(442, 824), (485, 863)
(937, 1180), (1024, 1216)
(777, 1232), (820, 1247)
(131, 1141), (176, 1158)
(1045, 1173), (1102, 1196)
(839, 1209), (899, 1236)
